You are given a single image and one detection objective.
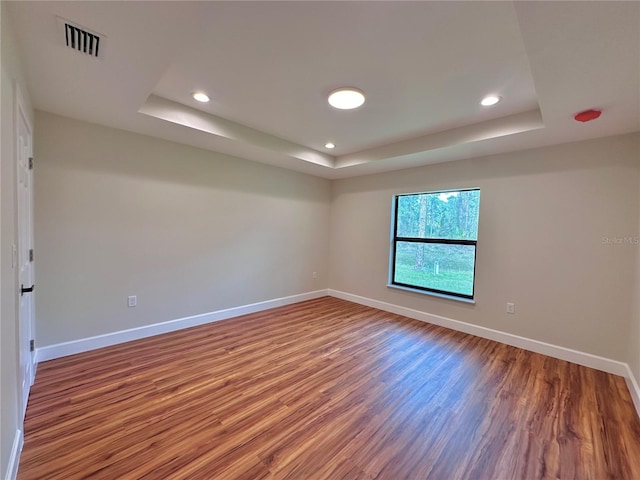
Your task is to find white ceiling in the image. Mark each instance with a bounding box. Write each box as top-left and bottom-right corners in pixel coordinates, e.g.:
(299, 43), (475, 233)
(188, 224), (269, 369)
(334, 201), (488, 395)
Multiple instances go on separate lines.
(7, 1), (640, 179)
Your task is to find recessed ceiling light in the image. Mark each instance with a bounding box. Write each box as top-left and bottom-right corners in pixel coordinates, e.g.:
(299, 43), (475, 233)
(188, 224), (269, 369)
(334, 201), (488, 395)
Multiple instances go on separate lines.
(328, 88), (365, 110)
(192, 92), (210, 103)
(481, 95), (501, 106)
(325, 142), (336, 149)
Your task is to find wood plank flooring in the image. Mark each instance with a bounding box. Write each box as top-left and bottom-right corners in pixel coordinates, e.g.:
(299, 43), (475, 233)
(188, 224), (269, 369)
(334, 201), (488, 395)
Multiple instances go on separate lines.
(19, 297), (640, 479)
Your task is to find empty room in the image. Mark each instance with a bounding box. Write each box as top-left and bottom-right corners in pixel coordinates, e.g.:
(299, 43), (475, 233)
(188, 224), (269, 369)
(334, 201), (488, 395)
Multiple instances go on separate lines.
(2, 1), (640, 479)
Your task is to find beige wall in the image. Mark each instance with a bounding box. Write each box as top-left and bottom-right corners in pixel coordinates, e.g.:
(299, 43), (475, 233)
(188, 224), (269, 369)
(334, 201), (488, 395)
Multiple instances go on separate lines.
(629, 173), (640, 382)
(631, 269), (640, 381)
(1, 4), (34, 478)
(33, 113), (640, 377)
(34, 111), (331, 346)
(330, 133), (640, 362)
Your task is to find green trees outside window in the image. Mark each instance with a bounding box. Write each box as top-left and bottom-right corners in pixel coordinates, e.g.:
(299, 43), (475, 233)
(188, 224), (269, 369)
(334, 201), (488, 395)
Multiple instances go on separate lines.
(391, 189), (480, 299)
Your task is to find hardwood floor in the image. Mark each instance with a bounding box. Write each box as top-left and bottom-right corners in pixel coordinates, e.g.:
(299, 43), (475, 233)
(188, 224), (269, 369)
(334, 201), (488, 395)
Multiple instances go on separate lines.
(19, 297), (640, 479)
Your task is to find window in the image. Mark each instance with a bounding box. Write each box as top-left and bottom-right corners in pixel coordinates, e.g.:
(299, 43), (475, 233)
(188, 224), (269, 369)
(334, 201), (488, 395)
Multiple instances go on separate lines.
(390, 188), (480, 300)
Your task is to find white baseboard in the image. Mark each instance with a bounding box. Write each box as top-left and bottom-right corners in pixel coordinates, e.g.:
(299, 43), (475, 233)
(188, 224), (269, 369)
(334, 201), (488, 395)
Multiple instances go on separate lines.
(5, 430), (23, 480)
(37, 290), (328, 362)
(328, 289), (629, 377)
(624, 365), (640, 417)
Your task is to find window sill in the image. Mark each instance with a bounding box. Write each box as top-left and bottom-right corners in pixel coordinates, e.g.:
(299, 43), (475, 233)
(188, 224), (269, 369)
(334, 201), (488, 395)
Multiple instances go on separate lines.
(387, 283), (476, 304)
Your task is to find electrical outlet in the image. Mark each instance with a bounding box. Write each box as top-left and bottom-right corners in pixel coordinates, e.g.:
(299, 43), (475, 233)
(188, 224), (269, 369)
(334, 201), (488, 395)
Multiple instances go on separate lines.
(312, 271), (317, 279)
(128, 295), (137, 308)
(506, 302), (515, 314)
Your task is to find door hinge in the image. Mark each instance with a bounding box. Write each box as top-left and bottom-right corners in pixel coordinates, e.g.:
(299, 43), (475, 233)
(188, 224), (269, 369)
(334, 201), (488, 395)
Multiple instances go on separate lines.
(29, 157), (33, 170)
(29, 249), (34, 262)
(29, 339), (35, 352)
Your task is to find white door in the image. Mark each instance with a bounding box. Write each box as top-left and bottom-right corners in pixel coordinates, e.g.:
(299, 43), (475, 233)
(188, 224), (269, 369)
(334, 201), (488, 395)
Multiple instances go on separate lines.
(16, 86), (35, 418)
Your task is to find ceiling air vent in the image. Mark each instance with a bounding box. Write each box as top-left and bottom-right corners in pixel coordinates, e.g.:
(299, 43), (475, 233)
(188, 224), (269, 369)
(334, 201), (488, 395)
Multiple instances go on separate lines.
(57, 17), (105, 59)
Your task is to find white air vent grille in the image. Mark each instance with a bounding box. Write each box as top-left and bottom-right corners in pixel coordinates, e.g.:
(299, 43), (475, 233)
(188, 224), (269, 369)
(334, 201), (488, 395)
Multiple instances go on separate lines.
(57, 17), (105, 59)
(65, 23), (100, 57)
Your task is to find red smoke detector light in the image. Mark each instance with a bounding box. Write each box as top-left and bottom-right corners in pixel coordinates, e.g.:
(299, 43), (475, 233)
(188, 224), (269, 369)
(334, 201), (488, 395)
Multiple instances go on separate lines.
(574, 109), (602, 123)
